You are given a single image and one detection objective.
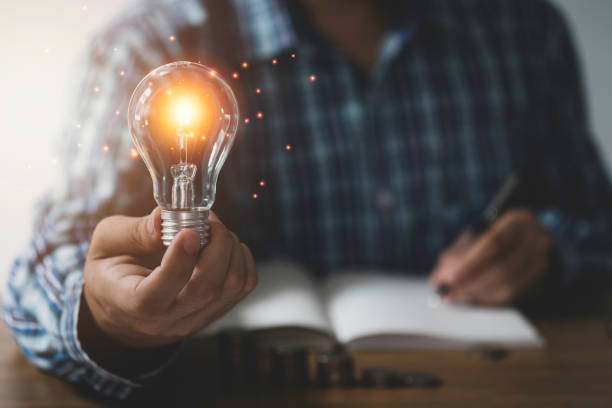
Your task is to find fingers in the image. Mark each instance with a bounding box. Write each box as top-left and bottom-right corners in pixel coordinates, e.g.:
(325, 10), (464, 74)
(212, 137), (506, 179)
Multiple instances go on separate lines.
(169, 243), (257, 336)
(174, 220), (246, 313)
(432, 212), (524, 289)
(447, 236), (534, 304)
(90, 207), (163, 259)
(134, 228), (201, 310)
(430, 231), (473, 285)
(430, 210), (553, 305)
(241, 243), (258, 296)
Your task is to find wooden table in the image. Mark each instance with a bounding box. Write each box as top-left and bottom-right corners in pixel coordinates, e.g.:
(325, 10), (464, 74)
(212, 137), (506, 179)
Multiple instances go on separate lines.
(0, 315), (610, 407)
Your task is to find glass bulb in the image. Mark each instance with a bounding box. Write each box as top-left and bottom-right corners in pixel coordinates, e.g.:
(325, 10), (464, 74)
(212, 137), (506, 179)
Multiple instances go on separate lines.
(128, 62), (239, 247)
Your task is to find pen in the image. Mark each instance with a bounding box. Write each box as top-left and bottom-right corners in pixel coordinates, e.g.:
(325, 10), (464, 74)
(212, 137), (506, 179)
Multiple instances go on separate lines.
(436, 166), (526, 297)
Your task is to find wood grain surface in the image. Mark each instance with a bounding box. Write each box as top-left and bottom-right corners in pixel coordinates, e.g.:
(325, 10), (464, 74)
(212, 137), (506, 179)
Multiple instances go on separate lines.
(1, 315), (611, 407)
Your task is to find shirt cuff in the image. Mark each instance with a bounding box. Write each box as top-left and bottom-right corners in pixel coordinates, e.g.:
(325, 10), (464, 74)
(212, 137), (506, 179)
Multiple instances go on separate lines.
(59, 273), (175, 399)
(537, 209), (581, 285)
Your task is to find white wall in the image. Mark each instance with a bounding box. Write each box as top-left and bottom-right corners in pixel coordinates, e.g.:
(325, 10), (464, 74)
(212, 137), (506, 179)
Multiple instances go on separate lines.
(0, 1), (132, 277)
(552, 0), (612, 175)
(0, 0), (611, 278)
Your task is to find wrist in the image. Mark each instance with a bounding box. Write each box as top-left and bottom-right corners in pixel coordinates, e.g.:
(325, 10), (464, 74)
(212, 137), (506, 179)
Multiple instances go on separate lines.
(79, 288), (180, 377)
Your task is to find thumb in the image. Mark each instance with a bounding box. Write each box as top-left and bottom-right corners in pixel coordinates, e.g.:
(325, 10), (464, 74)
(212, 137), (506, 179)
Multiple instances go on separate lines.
(90, 207), (163, 259)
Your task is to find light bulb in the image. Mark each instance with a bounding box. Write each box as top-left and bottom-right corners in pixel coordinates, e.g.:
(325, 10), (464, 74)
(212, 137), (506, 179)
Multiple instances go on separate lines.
(128, 62), (239, 247)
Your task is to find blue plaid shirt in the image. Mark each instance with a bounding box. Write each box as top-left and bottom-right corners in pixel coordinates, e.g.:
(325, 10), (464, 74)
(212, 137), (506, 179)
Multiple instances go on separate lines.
(4, 0), (612, 399)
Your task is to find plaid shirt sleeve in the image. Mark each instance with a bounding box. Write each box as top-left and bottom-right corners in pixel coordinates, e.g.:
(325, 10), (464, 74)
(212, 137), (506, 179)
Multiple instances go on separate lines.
(1, 1), (200, 399)
(531, 3), (612, 284)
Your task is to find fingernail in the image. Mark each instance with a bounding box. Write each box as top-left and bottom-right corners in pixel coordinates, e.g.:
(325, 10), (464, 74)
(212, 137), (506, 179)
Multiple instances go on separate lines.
(436, 284), (451, 297)
(182, 232), (201, 255)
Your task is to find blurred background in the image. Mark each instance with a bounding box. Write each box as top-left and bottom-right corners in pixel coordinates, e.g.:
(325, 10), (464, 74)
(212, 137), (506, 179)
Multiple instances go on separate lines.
(0, 0), (611, 279)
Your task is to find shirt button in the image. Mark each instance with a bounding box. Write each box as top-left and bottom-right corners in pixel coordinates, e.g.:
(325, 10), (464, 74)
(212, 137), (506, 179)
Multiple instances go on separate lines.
(377, 189), (394, 210)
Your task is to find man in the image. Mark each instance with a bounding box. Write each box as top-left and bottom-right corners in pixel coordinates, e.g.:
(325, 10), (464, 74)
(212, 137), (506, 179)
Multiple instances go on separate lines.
(3, 0), (612, 400)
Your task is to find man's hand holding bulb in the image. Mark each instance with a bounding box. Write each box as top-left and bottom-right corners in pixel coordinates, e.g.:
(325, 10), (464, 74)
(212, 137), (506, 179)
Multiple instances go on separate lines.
(79, 207), (257, 374)
(78, 62), (254, 373)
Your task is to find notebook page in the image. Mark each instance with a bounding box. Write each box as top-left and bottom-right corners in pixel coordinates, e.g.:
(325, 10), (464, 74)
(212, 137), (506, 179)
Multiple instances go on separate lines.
(197, 262), (332, 336)
(323, 273), (543, 348)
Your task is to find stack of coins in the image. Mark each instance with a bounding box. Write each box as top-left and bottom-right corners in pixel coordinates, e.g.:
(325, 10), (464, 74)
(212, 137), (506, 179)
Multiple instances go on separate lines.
(469, 347), (509, 360)
(316, 345), (355, 387)
(361, 367), (442, 388)
(361, 367), (402, 388)
(216, 329), (256, 391)
(273, 347), (308, 388)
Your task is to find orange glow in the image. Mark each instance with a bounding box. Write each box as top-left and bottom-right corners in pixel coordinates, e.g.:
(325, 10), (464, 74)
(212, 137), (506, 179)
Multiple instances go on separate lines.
(272, 59), (277, 65)
(255, 88), (261, 94)
(244, 118), (250, 124)
(145, 80), (222, 164)
(291, 53), (296, 59)
(259, 180), (265, 187)
(130, 148), (138, 158)
(241, 61), (248, 69)
(309, 75), (316, 82)
(285, 144), (292, 151)
(169, 35), (175, 41)
(252, 193), (258, 199)
(119, 70), (125, 76)
(102, 145), (109, 152)
(232, 72), (239, 79)
(256, 112), (263, 119)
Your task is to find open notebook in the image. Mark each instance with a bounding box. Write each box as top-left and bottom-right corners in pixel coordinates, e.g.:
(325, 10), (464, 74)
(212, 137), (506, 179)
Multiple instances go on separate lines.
(198, 262), (544, 350)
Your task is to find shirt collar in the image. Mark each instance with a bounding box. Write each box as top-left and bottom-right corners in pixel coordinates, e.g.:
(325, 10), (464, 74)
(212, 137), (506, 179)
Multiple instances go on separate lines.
(231, 0), (298, 60)
(229, 0), (447, 62)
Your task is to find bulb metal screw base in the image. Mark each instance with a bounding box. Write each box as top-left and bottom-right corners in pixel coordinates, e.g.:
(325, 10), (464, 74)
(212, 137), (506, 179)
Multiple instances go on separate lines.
(161, 209), (210, 248)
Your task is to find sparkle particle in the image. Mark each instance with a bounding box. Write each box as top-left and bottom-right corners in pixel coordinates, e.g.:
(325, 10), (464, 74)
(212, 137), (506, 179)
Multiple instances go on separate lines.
(119, 70), (125, 76)
(256, 112), (263, 119)
(291, 53), (296, 59)
(93, 86), (100, 93)
(115, 110), (120, 115)
(309, 75), (316, 82)
(259, 180), (265, 187)
(255, 88), (261, 94)
(252, 193), (258, 199)
(130, 148), (138, 158)
(102, 145), (109, 152)
(272, 58), (277, 65)
(244, 118), (250, 124)
(241, 61), (248, 69)
(169, 35), (175, 41)
(285, 144), (292, 151)
(232, 72), (239, 79)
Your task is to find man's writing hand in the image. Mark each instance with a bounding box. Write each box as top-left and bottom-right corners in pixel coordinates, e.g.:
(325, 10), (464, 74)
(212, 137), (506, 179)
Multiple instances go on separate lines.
(430, 209), (553, 305)
(81, 207), (257, 351)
